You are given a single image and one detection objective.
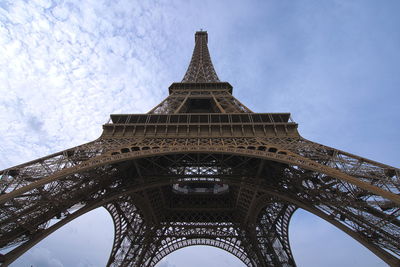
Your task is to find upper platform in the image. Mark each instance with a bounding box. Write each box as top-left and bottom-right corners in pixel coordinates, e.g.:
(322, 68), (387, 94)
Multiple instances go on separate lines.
(169, 82), (233, 94)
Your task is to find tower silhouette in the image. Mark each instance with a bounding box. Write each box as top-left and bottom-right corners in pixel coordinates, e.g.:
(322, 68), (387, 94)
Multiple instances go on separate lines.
(0, 31), (399, 266)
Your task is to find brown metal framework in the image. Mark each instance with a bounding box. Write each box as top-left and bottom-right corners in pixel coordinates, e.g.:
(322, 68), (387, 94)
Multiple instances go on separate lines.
(0, 31), (399, 267)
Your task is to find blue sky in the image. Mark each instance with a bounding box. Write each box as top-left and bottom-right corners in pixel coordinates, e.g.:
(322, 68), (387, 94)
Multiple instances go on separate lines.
(1, 0), (399, 266)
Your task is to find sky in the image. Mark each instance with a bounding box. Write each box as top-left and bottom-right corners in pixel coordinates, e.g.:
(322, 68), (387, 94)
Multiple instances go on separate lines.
(0, 0), (399, 266)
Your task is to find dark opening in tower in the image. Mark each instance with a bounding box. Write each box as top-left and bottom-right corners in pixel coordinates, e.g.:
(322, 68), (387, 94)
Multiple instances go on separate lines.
(185, 98), (219, 113)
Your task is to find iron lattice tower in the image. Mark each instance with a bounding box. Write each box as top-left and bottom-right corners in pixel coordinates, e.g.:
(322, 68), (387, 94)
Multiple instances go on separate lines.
(0, 31), (399, 267)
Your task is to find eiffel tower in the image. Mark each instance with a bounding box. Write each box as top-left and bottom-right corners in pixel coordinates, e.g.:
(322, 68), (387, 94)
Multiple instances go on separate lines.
(0, 31), (399, 267)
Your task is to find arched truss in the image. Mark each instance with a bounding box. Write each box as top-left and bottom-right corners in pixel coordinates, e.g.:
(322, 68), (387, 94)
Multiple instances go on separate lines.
(105, 198), (257, 266)
(148, 238), (251, 266)
(104, 196), (297, 267)
(0, 138), (399, 266)
(0, 185), (297, 267)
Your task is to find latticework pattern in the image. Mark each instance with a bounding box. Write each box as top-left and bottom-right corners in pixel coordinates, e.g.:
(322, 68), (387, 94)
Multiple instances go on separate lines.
(0, 31), (399, 266)
(182, 31), (220, 83)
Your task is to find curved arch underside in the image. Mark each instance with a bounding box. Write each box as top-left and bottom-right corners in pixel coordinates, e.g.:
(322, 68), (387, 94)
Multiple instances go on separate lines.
(0, 138), (399, 266)
(105, 197), (297, 267)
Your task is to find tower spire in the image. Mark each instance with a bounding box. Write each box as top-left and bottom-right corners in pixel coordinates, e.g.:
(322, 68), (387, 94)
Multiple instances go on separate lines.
(182, 31), (220, 83)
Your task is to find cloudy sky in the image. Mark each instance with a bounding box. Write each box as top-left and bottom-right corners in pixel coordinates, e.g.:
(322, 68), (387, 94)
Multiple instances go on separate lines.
(1, 0), (399, 266)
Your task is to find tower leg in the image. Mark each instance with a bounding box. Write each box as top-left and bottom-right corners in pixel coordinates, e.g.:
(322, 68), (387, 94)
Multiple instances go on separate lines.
(105, 199), (149, 267)
(245, 201), (297, 267)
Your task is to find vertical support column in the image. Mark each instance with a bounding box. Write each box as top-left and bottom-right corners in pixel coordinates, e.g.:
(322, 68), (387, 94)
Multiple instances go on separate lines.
(249, 201), (297, 267)
(105, 199), (148, 267)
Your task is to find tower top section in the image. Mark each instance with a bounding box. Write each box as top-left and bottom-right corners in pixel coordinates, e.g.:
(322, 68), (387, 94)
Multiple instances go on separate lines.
(182, 31), (220, 83)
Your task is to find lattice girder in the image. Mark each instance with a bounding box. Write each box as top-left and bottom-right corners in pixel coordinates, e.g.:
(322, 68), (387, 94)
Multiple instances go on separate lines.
(2, 137), (397, 205)
(148, 90), (252, 114)
(1, 140), (399, 265)
(105, 192), (298, 267)
(182, 31), (220, 83)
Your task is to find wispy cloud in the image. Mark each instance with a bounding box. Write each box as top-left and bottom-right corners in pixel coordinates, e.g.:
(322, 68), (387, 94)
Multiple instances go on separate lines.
(0, 0), (175, 167)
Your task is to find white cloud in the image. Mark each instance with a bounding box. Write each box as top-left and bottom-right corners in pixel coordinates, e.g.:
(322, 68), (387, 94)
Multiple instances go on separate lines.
(0, 0), (176, 168)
